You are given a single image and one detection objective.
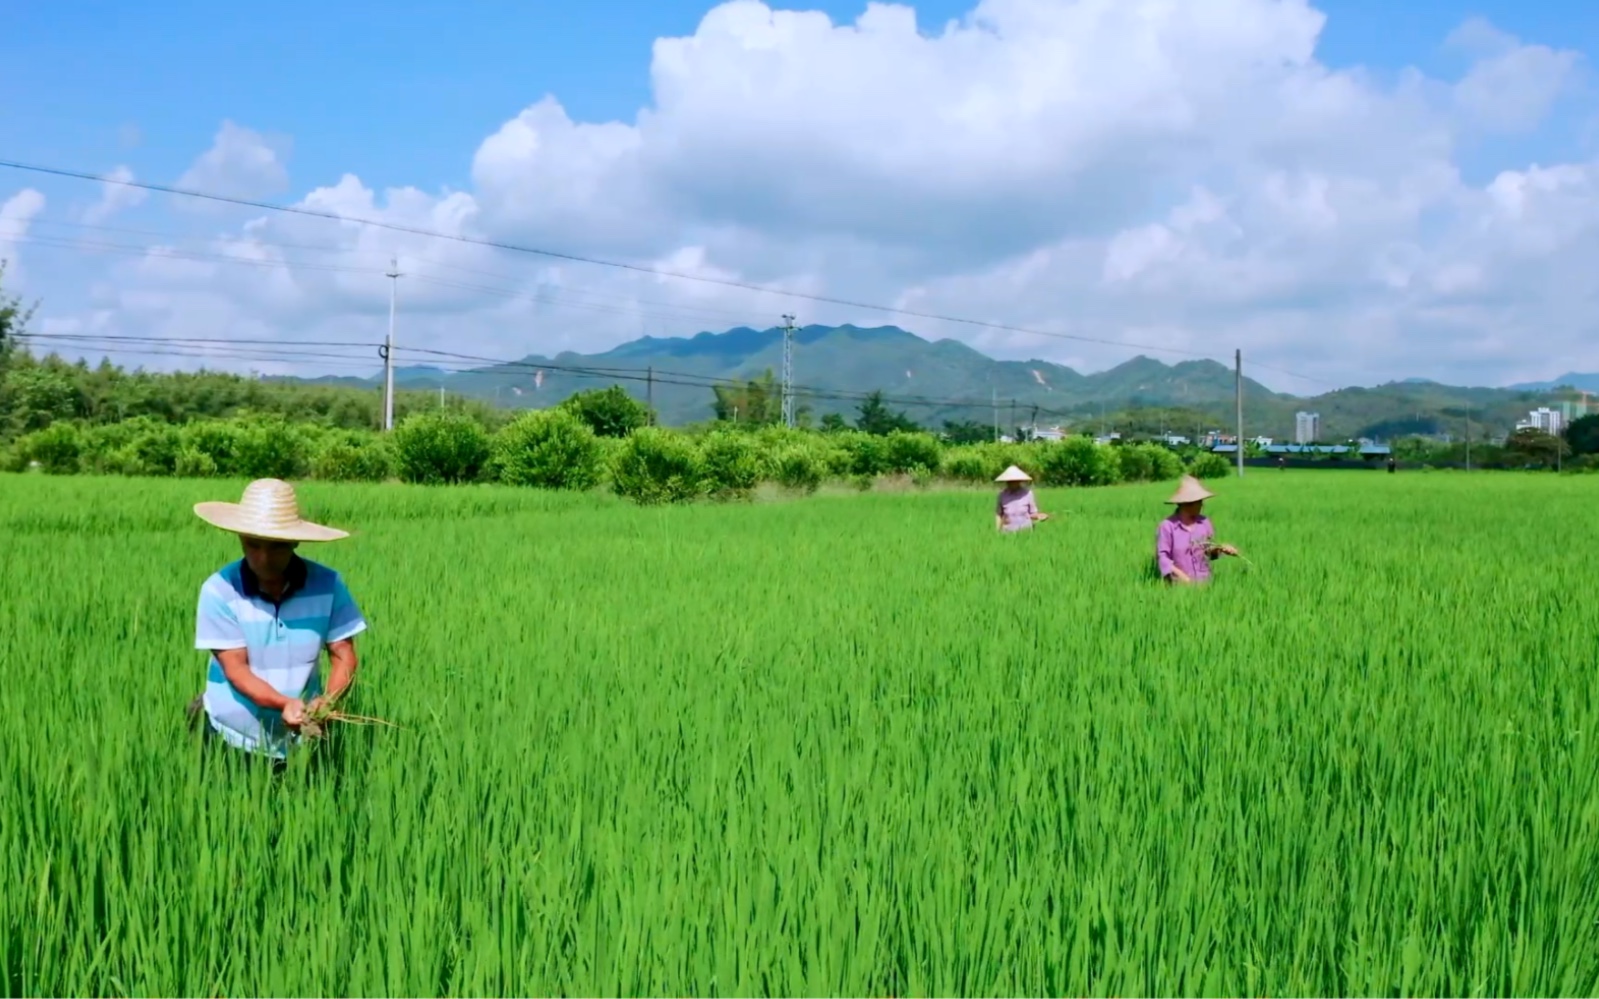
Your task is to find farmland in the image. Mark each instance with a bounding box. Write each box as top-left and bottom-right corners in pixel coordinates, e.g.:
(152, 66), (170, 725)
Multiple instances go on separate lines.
(3, 471), (1597, 996)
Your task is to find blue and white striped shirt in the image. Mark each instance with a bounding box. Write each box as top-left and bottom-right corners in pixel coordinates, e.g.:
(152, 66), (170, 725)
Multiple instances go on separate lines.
(195, 556), (367, 758)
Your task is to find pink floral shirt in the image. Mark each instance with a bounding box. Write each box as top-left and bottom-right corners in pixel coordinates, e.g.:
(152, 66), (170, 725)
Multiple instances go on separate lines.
(997, 487), (1038, 532)
(1156, 514), (1216, 581)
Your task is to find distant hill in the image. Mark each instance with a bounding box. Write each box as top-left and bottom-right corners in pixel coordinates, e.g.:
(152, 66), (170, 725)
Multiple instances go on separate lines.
(285, 323), (1585, 439)
(1508, 372), (1599, 392)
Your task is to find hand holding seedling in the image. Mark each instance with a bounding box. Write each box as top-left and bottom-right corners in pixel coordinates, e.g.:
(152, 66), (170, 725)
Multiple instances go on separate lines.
(280, 698), (307, 729)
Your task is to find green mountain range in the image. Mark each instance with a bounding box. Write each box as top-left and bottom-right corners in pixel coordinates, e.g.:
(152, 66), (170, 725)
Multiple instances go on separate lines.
(291, 323), (1592, 440)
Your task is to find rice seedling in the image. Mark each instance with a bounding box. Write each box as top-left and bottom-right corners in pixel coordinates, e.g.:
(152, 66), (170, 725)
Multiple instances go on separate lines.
(2, 471), (1597, 996)
(299, 695), (398, 741)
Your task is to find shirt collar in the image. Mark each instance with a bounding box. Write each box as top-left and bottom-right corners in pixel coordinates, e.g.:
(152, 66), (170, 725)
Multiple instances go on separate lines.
(239, 554), (308, 603)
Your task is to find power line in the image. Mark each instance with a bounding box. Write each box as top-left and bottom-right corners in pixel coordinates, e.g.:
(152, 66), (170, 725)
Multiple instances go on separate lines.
(0, 157), (1339, 379)
(18, 216), (766, 326)
(0, 227), (776, 332)
(17, 330), (1102, 421)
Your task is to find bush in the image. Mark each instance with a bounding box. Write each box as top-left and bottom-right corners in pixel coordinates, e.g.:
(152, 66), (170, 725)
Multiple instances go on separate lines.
(132, 423), (182, 476)
(393, 410), (492, 485)
(1117, 442), (1185, 483)
(179, 421), (243, 477)
(1188, 451), (1234, 479)
(610, 427), (705, 505)
(233, 417), (312, 480)
(22, 423), (84, 474)
(773, 445), (824, 494)
(491, 409), (602, 490)
(883, 430), (942, 475)
(1036, 437), (1121, 487)
(175, 446), (220, 478)
(940, 449), (991, 483)
(699, 429), (762, 500)
(559, 386), (650, 438)
(313, 433), (396, 483)
(836, 431), (889, 477)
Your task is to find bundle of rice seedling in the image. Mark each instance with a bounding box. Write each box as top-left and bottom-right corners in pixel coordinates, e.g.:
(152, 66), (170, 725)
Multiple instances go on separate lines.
(299, 695), (398, 740)
(1202, 539), (1256, 570)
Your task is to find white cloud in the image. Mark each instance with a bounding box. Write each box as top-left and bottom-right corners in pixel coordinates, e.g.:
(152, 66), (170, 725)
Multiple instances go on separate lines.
(0, 188), (46, 269)
(80, 165), (148, 225)
(174, 120), (291, 207)
(21, 0), (1599, 391)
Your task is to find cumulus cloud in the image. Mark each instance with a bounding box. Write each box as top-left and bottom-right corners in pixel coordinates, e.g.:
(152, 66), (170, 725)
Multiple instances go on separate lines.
(174, 120), (291, 206)
(26, 0), (1599, 389)
(80, 166), (148, 225)
(0, 188), (46, 267)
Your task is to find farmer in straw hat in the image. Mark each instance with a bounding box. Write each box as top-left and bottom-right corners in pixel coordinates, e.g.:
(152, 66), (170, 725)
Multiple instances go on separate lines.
(994, 465), (1051, 532)
(187, 478), (368, 760)
(1156, 475), (1239, 584)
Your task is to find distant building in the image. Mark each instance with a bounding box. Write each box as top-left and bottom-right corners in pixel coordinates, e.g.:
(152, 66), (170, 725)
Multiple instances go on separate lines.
(1294, 411), (1321, 444)
(1516, 407), (1564, 436)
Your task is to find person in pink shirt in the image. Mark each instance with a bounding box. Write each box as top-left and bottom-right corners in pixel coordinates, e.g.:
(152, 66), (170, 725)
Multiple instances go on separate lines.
(1156, 475), (1239, 584)
(994, 465), (1050, 532)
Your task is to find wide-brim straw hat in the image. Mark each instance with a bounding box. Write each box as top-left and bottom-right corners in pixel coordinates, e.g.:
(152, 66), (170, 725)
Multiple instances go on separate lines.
(194, 478), (349, 543)
(1167, 475), (1215, 505)
(994, 465), (1032, 484)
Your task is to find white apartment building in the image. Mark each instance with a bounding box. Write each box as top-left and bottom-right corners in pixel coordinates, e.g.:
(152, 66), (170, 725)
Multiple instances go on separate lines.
(1516, 407), (1564, 436)
(1294, 411), (1322, 444)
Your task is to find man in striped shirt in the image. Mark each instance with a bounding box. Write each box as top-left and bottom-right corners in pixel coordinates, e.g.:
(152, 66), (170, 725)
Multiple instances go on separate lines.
(187, 479), (367, 760)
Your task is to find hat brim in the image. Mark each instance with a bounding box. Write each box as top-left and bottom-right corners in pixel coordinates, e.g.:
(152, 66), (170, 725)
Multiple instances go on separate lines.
(193, 502), (349, 542)
(1167, 489), (1214, 504)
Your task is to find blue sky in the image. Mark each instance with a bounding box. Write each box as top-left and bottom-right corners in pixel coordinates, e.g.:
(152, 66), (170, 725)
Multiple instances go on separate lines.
(0, 0), (1596, 390)
(3, 0), (1591, 199)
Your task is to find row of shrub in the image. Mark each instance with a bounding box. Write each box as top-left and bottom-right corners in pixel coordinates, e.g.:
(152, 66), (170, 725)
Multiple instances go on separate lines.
(2, 410), (1229, 503)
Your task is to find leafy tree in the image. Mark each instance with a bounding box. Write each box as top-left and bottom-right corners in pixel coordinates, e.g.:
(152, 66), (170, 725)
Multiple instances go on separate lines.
(559, 385), (650, 438)
(819, 413), (848, 433)
(941, 418), (991, 445)
(0, 261), (37, 372)
(854, 391), (919, 436)
(712, 369), (780, 426)
(1504, 427), (1569, 468)
(3, 363), (83, 435)
(1565, 413), (1599, 457)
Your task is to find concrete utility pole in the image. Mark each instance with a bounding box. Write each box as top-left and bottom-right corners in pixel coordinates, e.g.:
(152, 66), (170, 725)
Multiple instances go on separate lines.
(646, 366), (655, 425)
(992, 386), (999, 442)
(1234, 349), (1245, 477)
(383, 257), (401, 431)
(780, 314), (797, 428)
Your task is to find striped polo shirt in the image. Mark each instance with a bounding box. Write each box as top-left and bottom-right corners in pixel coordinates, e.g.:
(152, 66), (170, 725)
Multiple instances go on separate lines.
(195, 555), (367, 758)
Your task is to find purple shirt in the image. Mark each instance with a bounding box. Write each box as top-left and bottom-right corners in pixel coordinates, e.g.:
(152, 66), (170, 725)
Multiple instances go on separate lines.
(997, 487), (1038, 532)
(1156, 514), (1216, 580)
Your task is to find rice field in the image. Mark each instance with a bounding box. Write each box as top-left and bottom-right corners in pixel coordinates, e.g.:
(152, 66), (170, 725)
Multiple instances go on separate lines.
(3, 471), (1597, 997)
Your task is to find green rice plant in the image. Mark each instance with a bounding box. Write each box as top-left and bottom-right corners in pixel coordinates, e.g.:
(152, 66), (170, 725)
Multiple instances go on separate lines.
(1, 472), (1597, 996)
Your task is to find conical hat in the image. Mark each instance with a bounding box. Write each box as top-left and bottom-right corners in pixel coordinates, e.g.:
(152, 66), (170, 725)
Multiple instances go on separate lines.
(994, 465), (1032, 483)
(1167, 475), (1215, 504)
(194, 479), (349, 543)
